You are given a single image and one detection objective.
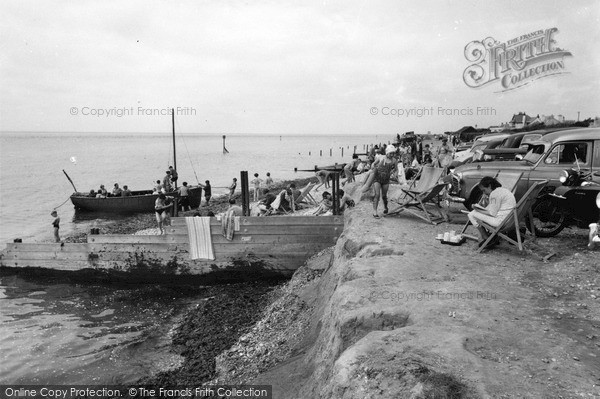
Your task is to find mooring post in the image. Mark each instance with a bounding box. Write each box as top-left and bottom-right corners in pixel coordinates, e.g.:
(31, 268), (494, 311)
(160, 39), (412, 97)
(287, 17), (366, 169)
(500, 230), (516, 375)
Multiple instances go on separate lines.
(241, 171), (249, 216)
(223, 135), (229, 154)
(341, 147), (344, 157)
(332, 172), (340, 215)
(330, 148), (332, 156)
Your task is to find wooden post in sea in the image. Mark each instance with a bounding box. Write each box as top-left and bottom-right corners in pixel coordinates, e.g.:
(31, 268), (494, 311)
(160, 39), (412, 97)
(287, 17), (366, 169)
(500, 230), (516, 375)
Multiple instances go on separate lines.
(223, 135), (229, 154)
(241, 171), (250, 216)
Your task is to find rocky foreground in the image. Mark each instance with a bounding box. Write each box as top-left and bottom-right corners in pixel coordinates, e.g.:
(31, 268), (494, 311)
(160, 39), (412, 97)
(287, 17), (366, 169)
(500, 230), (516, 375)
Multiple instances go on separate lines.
(206, 180), (599, 398)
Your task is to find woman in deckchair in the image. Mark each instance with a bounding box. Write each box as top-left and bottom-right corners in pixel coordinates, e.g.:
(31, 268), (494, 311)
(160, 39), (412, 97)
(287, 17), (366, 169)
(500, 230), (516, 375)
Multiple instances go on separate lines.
(370, 145), (399, 218)
(467, 176), (516, 248)
(313, 191), (333, 216)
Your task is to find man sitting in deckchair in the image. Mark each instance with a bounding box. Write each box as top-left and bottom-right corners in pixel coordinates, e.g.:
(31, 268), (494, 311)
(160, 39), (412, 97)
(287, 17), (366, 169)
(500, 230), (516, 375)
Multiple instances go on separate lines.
(467, 176), (516, 249)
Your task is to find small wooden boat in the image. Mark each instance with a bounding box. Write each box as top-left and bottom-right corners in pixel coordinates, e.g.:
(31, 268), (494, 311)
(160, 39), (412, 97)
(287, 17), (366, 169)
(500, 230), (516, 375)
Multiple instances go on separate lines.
(67, 109), (202, 214)
(70, 187), (203, 213)
(0, 215), (344, 277)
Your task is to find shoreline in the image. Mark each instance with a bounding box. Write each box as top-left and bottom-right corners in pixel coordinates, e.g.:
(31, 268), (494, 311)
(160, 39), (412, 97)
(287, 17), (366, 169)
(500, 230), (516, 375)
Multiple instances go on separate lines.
(4, 174), (598, 395)
(0, 174), (321, 386)
(60, 175), (318, 243)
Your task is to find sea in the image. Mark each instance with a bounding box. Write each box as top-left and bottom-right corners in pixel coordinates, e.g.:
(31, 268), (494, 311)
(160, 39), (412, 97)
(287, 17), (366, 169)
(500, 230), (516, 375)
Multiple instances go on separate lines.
(0, 131), (385, 384)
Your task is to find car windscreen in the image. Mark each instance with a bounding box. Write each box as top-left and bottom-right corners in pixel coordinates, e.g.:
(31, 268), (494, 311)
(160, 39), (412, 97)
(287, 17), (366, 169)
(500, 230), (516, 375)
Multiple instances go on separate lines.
(523, 143), (547, 163)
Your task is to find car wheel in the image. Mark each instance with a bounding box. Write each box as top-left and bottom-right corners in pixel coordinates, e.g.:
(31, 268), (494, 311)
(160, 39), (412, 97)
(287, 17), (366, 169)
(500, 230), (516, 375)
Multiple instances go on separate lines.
(527, 196), (566, 237)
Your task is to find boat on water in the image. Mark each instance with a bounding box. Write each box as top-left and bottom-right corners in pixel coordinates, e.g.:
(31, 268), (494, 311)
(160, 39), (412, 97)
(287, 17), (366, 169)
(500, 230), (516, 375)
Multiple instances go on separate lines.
(68, 109), (202, 213)
(69, 187), (203, 213)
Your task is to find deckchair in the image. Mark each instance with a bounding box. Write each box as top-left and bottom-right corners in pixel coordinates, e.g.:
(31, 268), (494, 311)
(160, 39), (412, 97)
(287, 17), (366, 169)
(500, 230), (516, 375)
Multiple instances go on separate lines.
(295, 182), (318, 206)
(388, 183), (448, 224)
(460, 171), (523, 234)
(404, 166), (444, 192)
(475, 180), (548, 252)
(388, 167), (448, 225)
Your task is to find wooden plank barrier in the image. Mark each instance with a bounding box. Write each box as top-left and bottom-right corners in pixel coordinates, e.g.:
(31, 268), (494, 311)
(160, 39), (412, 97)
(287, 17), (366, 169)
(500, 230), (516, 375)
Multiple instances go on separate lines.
(0, 216), (344, 275)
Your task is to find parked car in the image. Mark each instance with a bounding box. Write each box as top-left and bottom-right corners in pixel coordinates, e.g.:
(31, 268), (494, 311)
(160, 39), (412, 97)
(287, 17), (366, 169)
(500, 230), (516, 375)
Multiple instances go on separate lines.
(450, 132), (511, 168)
(481, 129), (572, 162)
(448, 127), (600, 209)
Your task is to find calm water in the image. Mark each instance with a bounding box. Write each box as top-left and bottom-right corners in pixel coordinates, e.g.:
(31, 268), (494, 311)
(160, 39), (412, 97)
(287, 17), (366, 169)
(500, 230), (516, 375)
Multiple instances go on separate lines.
(0, 274), (200, 384)
(0, 132), (380, 243)
(0, 131), (383, 384)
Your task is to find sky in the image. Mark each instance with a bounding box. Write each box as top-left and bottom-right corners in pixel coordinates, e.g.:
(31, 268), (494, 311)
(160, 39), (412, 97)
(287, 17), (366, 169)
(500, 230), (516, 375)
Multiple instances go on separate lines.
(1, 0), (598, 135)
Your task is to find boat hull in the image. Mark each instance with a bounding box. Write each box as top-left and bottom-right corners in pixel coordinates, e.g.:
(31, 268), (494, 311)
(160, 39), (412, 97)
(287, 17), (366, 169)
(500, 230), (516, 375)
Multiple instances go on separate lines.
(0, 215), (344, 277)
(70, 187), (203, 213)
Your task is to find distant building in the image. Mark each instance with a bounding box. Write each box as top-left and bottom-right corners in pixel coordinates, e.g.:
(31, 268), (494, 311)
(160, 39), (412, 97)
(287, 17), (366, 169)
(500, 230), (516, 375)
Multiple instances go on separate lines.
(541, 114), (562, 126)
(509, 112), (536, 129)
(489, 123), (509, 132)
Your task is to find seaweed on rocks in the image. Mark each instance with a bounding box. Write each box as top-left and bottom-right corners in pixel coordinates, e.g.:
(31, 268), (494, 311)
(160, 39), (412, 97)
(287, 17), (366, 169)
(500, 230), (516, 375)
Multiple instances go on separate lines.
(139, 281), (281, 385)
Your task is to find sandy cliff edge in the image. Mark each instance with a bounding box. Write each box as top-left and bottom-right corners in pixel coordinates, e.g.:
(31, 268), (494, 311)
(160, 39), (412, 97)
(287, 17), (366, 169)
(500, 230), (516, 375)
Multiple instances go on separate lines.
(213, 180), (599, 398)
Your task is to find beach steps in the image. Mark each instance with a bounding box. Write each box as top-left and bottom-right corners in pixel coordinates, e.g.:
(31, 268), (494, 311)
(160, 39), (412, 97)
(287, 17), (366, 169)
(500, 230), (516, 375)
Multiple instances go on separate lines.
(0, 216), (344, 276)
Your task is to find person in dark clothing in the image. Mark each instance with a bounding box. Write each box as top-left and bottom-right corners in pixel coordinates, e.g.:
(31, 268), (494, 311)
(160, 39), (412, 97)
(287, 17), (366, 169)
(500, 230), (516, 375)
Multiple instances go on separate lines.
(51, 210), (60, 242)
(200, 180), (212, 206)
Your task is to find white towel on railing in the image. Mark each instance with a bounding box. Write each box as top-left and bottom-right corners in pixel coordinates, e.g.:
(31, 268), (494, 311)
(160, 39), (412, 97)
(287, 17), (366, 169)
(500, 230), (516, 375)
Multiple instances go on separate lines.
(186, 217), (215, 260)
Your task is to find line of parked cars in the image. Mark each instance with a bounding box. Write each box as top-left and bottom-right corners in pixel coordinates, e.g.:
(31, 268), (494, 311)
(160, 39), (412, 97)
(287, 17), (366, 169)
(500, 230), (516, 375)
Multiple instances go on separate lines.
(448, 127), (600, 238)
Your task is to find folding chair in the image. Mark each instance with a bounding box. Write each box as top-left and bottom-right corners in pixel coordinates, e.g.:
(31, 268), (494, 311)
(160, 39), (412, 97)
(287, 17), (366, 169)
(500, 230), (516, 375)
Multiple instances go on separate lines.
(395, 166), (445, 202)
(388, 182), (449, 224)
(295, 183), (318, 206)
(475, 180), (548, 252)
(460, 171), (523, 234)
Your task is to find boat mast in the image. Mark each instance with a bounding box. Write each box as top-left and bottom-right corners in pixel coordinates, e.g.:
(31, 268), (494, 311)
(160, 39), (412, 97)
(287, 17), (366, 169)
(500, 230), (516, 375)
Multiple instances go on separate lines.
(172, 108), (177, 189)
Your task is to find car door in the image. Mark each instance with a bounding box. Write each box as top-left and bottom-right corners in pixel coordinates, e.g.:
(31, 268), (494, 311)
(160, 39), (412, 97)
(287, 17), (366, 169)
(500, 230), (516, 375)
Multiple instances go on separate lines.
(530, 140), (593, 193)
(592, 139), (600, 183)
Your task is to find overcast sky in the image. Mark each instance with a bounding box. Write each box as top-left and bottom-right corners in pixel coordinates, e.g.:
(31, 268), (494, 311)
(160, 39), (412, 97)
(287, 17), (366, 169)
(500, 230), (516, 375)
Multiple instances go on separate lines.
(1, 0), (598, 135)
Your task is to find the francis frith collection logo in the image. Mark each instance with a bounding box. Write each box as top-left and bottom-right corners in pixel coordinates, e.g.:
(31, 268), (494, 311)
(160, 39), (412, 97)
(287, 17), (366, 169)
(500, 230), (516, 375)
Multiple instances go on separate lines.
(463, 28), (572, 92)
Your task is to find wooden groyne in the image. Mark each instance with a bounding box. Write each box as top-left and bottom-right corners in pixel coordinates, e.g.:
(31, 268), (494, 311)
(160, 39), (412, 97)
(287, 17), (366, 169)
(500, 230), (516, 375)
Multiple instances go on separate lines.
(0, 216), (344, 276)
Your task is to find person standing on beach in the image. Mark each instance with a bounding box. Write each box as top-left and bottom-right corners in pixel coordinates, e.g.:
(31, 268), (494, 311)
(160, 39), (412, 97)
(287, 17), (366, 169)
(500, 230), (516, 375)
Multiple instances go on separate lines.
(154, 193), (171, 234)
(371, 145), (399, 218)
(251, 173), (262, 201)
(178, 181), (191, 211)
(51, 210), (60, 242)
(163, 171), (172, 192)
(200, 180), (211, 206)
(229, 178), (237, 200)
(265, 172), (273, 190)
(169, 166), (178, 186)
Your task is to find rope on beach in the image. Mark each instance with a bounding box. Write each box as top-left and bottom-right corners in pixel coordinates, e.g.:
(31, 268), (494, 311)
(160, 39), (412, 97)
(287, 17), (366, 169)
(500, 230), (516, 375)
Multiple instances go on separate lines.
(53, 196), (71, 210)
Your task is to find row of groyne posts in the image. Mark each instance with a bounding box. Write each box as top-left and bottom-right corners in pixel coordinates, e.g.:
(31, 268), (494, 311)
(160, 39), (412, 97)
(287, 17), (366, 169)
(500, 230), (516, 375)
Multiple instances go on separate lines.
(302, 143), (387, 158)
